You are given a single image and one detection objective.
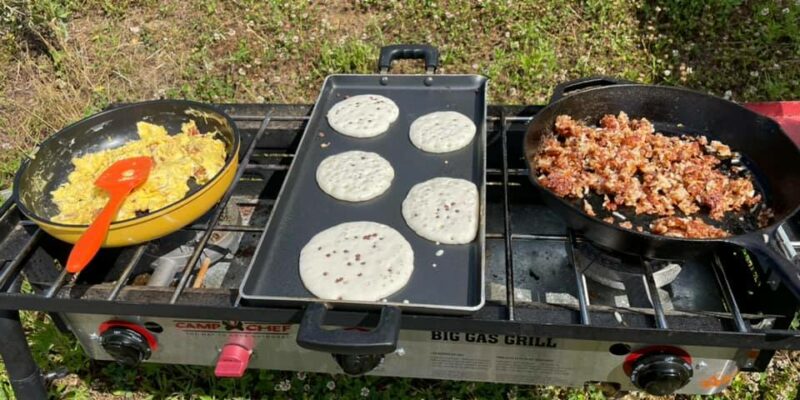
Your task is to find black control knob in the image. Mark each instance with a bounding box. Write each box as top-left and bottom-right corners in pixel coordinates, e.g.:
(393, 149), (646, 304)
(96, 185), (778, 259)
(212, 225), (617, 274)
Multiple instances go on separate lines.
(332, 354), (384, 375)
(100, 327), (152, 366)
(630, 353), (693, 395)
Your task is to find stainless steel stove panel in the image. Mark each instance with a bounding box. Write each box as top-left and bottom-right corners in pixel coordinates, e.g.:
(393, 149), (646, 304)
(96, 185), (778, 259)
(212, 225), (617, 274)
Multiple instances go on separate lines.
(63, 313), (749, 395)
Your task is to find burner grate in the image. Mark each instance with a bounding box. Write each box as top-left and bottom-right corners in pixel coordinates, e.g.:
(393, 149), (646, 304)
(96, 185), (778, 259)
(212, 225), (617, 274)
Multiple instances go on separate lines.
(0, 104), (798, 350)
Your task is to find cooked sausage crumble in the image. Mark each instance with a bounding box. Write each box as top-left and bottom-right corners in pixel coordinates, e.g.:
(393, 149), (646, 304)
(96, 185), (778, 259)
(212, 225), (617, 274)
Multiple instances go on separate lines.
(534, 112), (764, 238)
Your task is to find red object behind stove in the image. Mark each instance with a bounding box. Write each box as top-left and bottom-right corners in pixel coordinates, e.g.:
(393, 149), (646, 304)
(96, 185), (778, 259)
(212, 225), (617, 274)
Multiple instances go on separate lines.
(746, 101), (800, 145)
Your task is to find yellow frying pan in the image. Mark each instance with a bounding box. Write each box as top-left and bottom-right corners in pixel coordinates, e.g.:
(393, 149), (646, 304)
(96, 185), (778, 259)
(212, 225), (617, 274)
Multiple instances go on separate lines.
(13, 100), (241, 246)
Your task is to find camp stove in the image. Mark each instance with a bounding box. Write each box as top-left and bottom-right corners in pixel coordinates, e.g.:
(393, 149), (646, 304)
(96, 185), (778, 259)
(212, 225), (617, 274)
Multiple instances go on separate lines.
(1, 102), (800, 399)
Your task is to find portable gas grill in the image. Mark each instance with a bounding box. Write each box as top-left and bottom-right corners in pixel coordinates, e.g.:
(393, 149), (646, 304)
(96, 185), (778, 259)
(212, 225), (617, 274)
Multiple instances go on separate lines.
(2, 47), (800, 399)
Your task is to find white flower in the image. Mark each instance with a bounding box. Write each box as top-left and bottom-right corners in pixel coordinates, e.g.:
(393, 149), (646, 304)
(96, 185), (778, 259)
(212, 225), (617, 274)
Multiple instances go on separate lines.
(760, 8), (769, 16)
(671, 49), (679, 57)
(723, 90), (733, 99)
(296, 371), (307, 381)
(663, 69), (671, 77)
(303, 384), (310, 391)
(292, 35), (299, 43)
(686, 67), (693, 74)
(782, 7), (790, 14)
(750, 70), (759, 77)
(361, 387), (370, 397)
(326, 380), (336, 390)
(273, 379), (291, 392)
(655, 6), (661, 12)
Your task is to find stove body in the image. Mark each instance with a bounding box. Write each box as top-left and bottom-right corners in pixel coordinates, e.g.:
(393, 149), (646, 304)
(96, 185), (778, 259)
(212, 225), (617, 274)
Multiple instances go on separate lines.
(64, 313), (746, 394)
(1, 103), (799, 397)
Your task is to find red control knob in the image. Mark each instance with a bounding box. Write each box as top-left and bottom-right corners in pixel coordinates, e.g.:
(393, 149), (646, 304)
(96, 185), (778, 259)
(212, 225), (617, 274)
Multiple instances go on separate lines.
(98, 320), (158, 366)
(624, 346), (693, 395)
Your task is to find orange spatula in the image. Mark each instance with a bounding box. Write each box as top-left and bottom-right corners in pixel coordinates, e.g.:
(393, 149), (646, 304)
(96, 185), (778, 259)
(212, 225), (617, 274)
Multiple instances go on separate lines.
(66, 156), (153, 274)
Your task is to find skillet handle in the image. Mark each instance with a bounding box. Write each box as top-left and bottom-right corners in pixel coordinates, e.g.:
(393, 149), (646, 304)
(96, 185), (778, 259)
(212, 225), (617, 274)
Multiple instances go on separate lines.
(378, 44), (439, 74)
(550, 76), (635, 103)
(726, 234), (800, 300)
(296, 303), (400, 355)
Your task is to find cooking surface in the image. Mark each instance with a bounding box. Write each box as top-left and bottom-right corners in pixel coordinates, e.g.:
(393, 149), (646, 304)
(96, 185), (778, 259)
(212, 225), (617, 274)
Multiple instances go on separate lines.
(0, 103), (798, 350)
(239, 75), (487, 312)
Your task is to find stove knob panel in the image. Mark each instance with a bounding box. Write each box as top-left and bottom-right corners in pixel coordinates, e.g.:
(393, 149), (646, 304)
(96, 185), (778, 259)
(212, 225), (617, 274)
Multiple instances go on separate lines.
(630, 353), (693, 395)
(100, 326), (152, 366)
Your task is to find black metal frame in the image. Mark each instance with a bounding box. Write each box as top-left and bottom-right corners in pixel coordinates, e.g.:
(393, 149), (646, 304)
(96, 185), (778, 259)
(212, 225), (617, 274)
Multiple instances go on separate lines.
(0, 308), (47, 399)
(0, 103), (798, 356)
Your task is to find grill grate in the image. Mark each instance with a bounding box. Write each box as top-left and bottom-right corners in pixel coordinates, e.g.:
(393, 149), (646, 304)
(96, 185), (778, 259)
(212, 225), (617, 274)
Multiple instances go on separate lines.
(0, 103), (798, 349)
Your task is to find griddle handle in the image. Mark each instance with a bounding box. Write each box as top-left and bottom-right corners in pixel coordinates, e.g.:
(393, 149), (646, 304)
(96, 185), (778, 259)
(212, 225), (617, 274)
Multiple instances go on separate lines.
(550, 76), (634, 103)
(726, 234), (800, 300)
(378, 44), (439, 74)
(296, 303), (401, 355)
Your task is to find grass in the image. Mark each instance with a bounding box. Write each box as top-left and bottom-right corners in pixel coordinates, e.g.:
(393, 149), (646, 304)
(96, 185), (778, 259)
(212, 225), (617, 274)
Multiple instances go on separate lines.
(0, 0), (799, 398)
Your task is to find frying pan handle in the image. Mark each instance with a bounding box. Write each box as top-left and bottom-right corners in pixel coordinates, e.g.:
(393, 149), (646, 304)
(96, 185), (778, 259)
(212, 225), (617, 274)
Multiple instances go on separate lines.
(726, 234), (800, 300)
(378, 44), (439, 74)
(550, 76), (634, 103)
(296, 303), (400, 355)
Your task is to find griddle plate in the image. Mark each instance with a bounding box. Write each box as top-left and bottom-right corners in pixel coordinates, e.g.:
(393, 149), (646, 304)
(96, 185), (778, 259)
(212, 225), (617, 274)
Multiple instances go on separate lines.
(240, 74), (487, 314)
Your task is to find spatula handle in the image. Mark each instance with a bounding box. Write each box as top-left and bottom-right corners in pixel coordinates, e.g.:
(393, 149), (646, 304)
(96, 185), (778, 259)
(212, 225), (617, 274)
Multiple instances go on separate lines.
(66, 191), (130, 273)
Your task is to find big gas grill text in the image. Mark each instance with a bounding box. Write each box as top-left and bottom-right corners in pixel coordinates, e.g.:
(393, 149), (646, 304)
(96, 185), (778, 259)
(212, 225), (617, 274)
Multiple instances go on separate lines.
(431, 331), (557, 348)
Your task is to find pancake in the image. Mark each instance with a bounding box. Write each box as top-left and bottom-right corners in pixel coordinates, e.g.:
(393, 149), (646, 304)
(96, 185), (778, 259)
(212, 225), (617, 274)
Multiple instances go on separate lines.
(299, 221), (414, 301)
(316, 151), (394, 202)
(326, 94), (399, 138)
(402, 177), (479, 244)
(409, 111), (476, 153)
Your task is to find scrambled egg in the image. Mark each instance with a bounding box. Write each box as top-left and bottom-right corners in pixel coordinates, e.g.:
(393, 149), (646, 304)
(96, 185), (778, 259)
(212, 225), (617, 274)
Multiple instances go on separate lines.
(51, 120), (226, 224)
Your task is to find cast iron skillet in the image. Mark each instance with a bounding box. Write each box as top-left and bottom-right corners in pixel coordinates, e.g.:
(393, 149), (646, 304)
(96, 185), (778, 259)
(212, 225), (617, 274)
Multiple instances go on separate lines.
(13, 100), (240, 245)
(523, 77), (800, 299)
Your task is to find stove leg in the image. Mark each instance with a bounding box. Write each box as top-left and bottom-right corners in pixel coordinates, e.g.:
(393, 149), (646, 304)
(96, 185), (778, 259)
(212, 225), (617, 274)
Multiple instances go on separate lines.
(0, 309), (47, 400)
